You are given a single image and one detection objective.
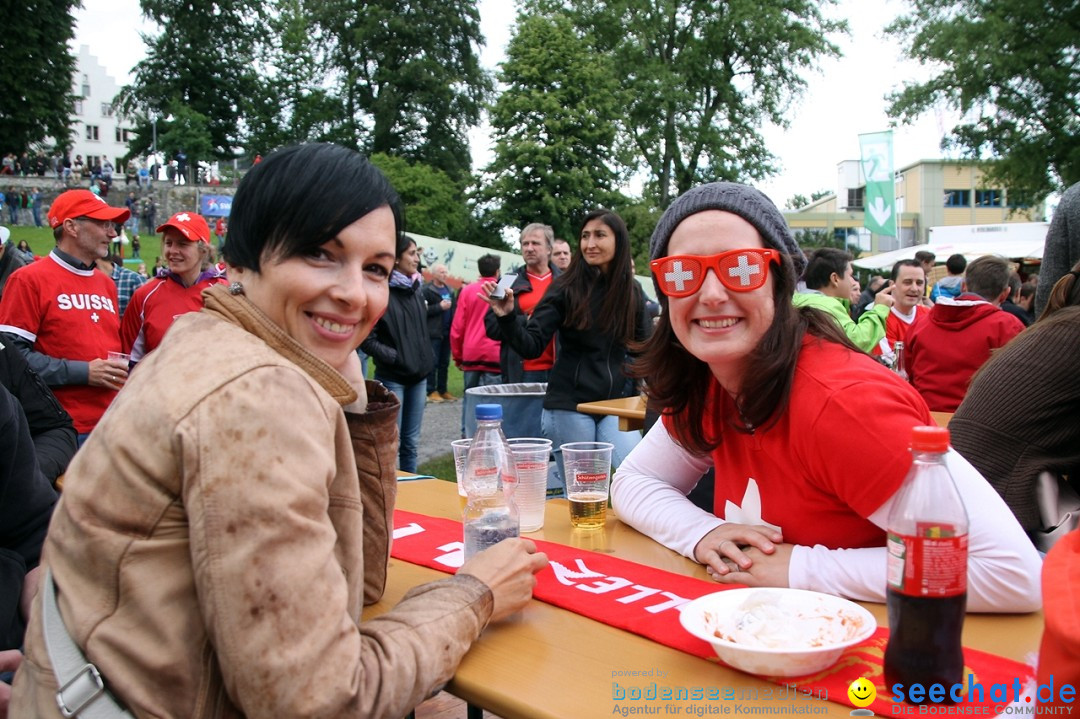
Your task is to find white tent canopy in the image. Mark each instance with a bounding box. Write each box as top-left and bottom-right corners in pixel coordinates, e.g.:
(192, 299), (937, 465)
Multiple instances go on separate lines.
(852, 223), (1048, 271)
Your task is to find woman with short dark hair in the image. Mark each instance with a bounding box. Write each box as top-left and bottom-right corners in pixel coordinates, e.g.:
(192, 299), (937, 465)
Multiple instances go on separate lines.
(11, 143), (546, 718)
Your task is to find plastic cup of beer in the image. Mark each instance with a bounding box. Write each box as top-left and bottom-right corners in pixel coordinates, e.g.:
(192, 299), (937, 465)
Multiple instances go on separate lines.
(451, 438), (471, 510)
(107, 351), (131, 364)
(507, 438), (552, 533)
(561, 441), (614, 529)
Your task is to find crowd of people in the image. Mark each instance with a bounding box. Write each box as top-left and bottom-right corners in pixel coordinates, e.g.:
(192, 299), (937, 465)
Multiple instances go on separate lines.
(0, 142), (1076, 717)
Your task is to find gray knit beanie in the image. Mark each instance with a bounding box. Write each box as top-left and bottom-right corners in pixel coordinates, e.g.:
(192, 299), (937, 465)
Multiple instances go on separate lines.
(649, 182), (806, 291)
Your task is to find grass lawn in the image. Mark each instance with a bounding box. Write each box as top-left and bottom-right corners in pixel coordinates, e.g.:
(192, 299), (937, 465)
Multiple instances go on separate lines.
(9, 224), (165, 269)
(417, 363), (464, 479)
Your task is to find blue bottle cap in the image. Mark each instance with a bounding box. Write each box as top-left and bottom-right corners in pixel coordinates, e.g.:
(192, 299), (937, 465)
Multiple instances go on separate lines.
(475, 403), (503, 420)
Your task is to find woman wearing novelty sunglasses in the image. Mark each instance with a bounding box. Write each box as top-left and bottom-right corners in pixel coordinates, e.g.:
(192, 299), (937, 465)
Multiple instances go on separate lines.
(610, 182), (1040, 612)
(483, 208), (652, 489)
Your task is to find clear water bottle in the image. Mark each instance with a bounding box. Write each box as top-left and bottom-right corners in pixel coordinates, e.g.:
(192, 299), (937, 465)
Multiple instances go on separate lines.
(462, 404), (519, 559)
(884, 425), (968, 701)
(892, 341), (910, 381)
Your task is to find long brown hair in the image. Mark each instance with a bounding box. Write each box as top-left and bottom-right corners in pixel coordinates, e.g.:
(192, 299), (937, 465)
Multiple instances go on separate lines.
(1036, 260), (1080, 322)
(557, 209), (642, 344)
(632, 239), (855, 456)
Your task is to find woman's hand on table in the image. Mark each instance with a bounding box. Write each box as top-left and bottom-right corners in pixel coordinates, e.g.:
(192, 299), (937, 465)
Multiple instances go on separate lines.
(479, 280), (515, 317)
(708, 543), (794, 587)
(459, 538), (548, 622)
(693, 523), (783, 578)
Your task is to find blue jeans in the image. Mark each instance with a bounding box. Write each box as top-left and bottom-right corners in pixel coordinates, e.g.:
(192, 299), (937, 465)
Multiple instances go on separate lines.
(356, 348), (369, 379)
(521, 369), (549, 383)
(427, 336), (450, 394)
(377, 376), (426, 473)
(461, 370), (501, 437)
(540, 408), (642, 493)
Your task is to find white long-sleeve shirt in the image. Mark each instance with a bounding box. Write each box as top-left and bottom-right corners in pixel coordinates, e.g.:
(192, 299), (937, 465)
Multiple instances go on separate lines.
(611, 419), (1042, 613)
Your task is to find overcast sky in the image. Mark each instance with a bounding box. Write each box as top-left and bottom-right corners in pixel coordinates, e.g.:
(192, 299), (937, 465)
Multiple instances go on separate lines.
(73, 0), (955, 207)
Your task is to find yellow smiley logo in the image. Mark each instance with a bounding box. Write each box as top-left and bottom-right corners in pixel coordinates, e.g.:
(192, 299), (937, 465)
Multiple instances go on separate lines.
(848, 677), (876, 708)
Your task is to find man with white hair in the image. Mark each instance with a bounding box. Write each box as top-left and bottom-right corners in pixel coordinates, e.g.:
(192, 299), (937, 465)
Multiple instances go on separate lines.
(422, 263), (455, 402)
(0, 190), (131, 441)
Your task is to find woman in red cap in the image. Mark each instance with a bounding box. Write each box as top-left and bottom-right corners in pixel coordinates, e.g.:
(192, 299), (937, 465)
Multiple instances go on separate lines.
(120, 211), (227, 364)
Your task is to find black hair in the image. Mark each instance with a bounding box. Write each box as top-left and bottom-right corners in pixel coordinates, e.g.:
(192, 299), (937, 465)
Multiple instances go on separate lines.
(801, 247), (852, 290)
(945, 253), (967, 275)
(477, 253), (500, 278)
(396, 232), (416, 262)
(223, 143), (402, 271)
(557, 208), (641, 342)
(891, 259), (923, 282)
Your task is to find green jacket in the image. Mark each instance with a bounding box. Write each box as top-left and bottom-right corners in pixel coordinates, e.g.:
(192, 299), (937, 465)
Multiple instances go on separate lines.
(792, 291), (888, 352)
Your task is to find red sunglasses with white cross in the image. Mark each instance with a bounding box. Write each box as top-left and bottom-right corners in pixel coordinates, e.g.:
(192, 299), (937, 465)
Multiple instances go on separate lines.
(650, 249), (780, 298)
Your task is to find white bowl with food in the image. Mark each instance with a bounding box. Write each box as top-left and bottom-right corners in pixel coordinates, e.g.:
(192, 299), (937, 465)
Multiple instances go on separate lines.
(679, 588), (876, 677)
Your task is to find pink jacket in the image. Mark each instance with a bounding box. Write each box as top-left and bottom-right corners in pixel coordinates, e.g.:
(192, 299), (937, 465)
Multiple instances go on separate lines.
(450, 277), (501, 373)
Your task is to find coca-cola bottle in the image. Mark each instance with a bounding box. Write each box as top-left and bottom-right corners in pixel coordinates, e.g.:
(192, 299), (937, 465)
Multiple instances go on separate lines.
(884, 425), (968, 701)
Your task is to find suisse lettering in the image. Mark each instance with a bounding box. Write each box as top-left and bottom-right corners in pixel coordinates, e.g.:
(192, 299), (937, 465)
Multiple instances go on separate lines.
(56, 294), (116, 314)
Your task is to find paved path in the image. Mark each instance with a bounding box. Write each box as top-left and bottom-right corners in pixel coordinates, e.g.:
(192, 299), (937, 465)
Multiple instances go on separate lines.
(416, 395), (465, 466)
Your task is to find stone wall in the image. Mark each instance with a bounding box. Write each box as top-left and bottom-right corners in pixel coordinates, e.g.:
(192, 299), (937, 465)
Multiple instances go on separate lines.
(0, 174), (236, 228)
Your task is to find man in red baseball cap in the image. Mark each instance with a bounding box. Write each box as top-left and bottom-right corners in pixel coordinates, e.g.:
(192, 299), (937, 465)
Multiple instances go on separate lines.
(0, 190), (132, 441)
(121, 211), (227, 364)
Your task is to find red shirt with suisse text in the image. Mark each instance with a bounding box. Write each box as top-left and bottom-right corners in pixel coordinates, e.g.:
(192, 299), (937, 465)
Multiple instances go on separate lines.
(0, 252), (121, 432)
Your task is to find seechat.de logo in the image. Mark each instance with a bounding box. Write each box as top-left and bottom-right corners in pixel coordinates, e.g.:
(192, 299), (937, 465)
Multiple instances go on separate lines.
(890, 675), (1075, 708)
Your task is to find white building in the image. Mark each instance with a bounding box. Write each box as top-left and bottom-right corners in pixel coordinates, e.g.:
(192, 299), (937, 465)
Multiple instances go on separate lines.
(67, 45), (133, 172)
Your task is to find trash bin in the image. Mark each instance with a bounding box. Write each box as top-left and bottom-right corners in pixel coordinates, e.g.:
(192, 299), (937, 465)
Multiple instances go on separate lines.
(464, 382), (561, 496)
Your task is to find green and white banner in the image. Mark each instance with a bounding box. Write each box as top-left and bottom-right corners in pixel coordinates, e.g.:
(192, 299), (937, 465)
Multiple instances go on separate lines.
(858, 131), (896, 237)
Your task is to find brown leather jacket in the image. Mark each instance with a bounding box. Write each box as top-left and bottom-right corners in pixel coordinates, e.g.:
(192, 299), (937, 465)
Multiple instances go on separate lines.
(11, 285), (493, 718)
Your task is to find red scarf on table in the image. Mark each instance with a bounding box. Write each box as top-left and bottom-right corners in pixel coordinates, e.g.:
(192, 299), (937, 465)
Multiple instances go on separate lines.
(391, 510), (1038, 716)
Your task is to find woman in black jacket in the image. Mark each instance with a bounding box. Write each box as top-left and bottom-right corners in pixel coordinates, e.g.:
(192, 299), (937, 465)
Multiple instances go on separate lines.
(361, 234), (433, 472)
(485, 209), (651, 489)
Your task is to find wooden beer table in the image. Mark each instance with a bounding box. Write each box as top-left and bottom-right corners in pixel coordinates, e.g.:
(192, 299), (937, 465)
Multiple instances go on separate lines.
(366, 480), (1043, 719)
(574, 401), (952, 434)
(576, 396), (647, 431)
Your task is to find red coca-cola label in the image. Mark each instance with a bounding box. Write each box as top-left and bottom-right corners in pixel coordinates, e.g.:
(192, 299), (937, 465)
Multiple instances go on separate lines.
(886, 529), (968, 597)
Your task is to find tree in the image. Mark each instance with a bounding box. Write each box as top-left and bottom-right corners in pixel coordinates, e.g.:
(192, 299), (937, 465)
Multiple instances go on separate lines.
(887, 0), (1080, 200)
(786, 189), (831, 210)
(243, 0), (348, 154)
(369, 153), (472, 241)
(312, 0), (492, 182)
(480, 11), (626, 241)
(117, 0), (263, 161)
(616, 199), (661, 275)
(533, 0), (846, 207)
(0, 0), (79, 153)
(155, 104), (215, 175)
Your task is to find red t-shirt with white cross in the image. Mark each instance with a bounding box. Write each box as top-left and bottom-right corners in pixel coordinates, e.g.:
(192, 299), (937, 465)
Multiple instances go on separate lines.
(666, 336), (932, 550)
(0, 251), (121, 432)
